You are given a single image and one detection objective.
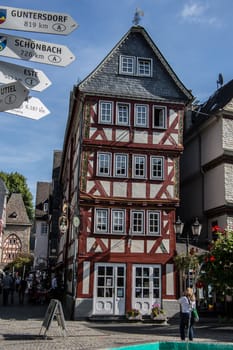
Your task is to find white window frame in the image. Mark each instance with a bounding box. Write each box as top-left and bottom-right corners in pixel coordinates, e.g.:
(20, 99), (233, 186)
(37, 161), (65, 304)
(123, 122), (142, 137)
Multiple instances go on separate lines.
(150, 156), (164, 180)
(134, 104), (148, 127)
(97, 152), (111, 177)
(119, 55), (135, 75)
(114, 153), (128, 177)
(99, 101), (113, 124)
(41, 222), (48, 235)
(116, 102), (130, 125)
(43, 202), (48, 212)
(95, 208), (109, 234)
(112, 210), (125, 234)
(137, 57), (153, 77)
(153, 105), (167, 129)
(147, 211), (161, 236)
(133, 155), (147, 178)
(131, 210), (144, 235)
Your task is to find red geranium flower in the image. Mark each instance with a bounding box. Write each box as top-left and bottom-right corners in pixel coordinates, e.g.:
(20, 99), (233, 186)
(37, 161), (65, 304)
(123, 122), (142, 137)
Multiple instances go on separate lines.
(209, 255), (216, 262)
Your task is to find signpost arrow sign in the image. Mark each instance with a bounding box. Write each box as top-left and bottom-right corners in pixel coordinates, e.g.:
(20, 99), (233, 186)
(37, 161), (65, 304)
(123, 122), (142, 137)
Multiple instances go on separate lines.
(0, 61), (52, 91)
(0, 7), (78, 35)
(5, 96), (50, 120)
(0, 80), (29, 112)
(0, 33), (75, 67)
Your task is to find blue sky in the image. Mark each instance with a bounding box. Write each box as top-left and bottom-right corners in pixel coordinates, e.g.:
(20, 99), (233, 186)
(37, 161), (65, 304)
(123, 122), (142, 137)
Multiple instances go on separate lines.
(0, 0), (232, 202)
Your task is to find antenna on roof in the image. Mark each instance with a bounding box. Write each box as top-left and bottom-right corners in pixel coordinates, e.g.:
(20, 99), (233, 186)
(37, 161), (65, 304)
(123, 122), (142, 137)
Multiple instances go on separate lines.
(132, 8), (144, 26)
(217, 73), (223, 89)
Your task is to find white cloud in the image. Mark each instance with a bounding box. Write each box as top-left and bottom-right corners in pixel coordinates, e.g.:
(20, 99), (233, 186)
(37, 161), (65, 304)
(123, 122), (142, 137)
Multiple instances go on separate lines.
(180, 1), (219, 26)
(181, 2), (205, 18)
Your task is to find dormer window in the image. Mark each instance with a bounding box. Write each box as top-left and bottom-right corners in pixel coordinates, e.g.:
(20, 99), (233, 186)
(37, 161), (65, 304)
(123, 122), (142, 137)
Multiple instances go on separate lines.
(9, 212), (17, 219)
(119, 55), (152, 77)
(119, 55), (134, 75)
(43, 202), (48, 212)
(137, 58), (152, 77)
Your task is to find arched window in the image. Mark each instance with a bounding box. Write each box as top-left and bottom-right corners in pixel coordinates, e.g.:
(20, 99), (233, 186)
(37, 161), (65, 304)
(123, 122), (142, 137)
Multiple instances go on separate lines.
(2, 234), (22, 263)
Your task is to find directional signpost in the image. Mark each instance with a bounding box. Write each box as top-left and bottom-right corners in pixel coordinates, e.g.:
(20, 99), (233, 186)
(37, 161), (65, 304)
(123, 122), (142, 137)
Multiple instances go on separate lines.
(0, 7), (78, 35)
(0, 33), (75, 67)
(5, 96), (50, 120)
(0, 80), (29, 112)
(0, 61), (51, 91)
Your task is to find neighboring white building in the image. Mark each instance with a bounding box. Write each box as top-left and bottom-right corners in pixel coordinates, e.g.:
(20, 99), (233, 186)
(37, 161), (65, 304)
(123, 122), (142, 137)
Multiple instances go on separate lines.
(34, 182), (51, 269)
(180, 79), (233, 245)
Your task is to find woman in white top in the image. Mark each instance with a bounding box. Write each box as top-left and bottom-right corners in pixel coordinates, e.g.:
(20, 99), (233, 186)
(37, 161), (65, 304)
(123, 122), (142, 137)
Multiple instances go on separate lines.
(178, 287), (196, 341)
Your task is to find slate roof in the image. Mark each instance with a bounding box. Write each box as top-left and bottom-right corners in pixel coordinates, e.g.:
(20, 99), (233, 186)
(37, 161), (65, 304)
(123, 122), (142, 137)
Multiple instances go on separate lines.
(0, 178), (8, 218)
(6, 193), (30, 225)
(35, 182), (52, 219)
(78, 26), (193, 103)
(192, 79), (233, 125)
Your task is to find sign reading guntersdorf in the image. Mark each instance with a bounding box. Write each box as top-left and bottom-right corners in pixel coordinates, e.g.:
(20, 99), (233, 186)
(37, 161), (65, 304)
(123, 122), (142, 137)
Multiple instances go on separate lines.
(0, 7), (78, 35)
(0, 32), (76, 67)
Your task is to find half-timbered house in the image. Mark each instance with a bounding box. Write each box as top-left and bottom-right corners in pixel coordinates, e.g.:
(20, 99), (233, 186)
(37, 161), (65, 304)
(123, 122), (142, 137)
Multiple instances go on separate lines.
(59, 25), (193, 319)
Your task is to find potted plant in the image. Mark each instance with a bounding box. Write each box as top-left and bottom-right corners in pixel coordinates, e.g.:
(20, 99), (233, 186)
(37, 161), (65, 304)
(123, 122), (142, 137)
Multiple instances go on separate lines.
(150, 303), (166, 321)
(126, 308), (142, 320)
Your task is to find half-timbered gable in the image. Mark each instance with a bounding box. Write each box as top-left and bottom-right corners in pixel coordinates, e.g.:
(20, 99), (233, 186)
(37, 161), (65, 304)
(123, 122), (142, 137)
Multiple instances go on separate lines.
(60, 25), (193, 319)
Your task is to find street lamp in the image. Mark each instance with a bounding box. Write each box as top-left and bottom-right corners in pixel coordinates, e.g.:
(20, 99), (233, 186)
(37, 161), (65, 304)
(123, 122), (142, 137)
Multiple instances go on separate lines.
(174, 216), (202, 287)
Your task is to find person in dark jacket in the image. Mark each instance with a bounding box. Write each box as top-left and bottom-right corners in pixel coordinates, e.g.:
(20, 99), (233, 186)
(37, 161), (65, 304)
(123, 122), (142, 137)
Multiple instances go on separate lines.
(2, 271), (13, 306)
(18, 278), (27, 304)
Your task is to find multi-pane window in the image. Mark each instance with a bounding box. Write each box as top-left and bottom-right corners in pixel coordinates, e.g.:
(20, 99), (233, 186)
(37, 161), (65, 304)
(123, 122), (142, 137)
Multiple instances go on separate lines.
(114, 154), (128, 177)
(112, 210), (125, 233)
(43, 202), (48, 212)
(133, 155), (146, 178)
(137, 58), (152, 76)
(117, 103), (130, 125)
(153, 106), (167, 128)
(41, 222), (48, 235)
(97, 153), (111, 176)
(94, 208), (161, 235)
(132, 210), (144, 234)
(151, 156), (164, 180)
(99, 101), (112, 124)
(148, 211), (160, 235)
(120, 55), (134, 74)
(95, 209), (108, 233)
(135, 104), (148, 127)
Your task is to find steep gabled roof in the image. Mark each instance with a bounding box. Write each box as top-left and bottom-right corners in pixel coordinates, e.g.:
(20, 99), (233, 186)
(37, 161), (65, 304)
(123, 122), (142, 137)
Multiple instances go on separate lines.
(35, 182), (52, 218)
(0, 178), (8, 219)
(190, 79), (233, 127)
(6, 193), (30, 225)
(78, 26), (193, 103)
(199, 79), (233, 115)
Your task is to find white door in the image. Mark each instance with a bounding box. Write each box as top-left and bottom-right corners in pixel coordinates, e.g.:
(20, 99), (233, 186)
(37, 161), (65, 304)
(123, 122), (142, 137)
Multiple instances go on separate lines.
(93, 263), (126, 315)
(132, 264), (161, 315)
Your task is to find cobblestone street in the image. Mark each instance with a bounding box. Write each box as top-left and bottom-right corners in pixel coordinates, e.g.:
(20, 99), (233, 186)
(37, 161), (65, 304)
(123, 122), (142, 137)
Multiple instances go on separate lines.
(0, 298), (233, 349)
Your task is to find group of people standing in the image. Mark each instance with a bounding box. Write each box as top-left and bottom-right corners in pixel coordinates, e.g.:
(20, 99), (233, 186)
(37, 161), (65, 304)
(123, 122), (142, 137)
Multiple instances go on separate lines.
(1, 271), (27, 306)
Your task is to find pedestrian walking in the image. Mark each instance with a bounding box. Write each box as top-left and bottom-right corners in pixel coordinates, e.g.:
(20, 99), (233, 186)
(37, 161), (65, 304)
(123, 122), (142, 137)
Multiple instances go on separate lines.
(178, 287), (196, 341)
(9, 273), (15, 304)
(18, 277), (27, 304)
(2, 271), (13, 306)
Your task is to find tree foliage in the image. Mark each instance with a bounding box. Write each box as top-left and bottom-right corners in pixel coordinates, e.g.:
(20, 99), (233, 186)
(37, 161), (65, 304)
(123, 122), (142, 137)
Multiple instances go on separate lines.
(4, 253), (34, 275)
(0, 171), (34, 220)
(198, 229), (233, 295)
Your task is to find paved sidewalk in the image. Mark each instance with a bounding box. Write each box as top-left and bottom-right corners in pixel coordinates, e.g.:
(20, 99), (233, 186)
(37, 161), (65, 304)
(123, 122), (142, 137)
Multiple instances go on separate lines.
(0, 299), (233, 349)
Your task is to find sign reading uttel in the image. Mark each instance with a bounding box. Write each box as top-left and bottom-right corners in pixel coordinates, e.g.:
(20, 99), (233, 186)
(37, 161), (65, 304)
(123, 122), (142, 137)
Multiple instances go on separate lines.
(0, 61), (51, 92)
(0, 33), (75, 67)
(0, 80), (29, 112)
(0, 7), (78, 35)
